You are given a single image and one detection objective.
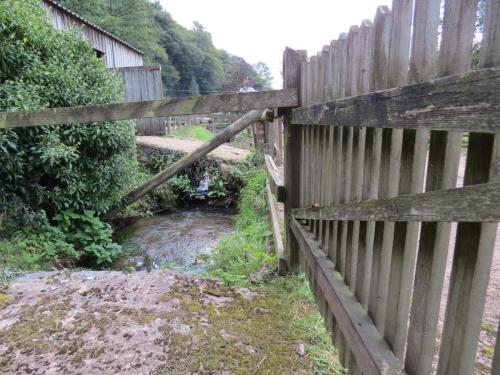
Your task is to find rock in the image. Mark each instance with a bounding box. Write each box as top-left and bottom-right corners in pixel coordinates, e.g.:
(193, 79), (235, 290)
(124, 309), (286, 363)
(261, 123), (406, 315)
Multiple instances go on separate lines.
(296, 342), (305, 357)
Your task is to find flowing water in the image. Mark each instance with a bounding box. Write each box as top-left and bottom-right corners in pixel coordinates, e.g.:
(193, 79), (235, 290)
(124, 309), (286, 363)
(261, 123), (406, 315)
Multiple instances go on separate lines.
(115, 207), (235, 274)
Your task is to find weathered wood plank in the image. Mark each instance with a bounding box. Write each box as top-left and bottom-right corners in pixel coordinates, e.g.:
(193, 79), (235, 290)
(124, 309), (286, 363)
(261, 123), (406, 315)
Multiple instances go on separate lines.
(375, 0), (414, 333)
(290, 218), (404, 375)
(439, 5), (500, 370)
(480, 0), (500, 67)
(283, 47), (306, 273)
(390, 0), (439, 361)
(265, 154), (285, 203)
(291, 67), (500, 133)
(0, 89), (298, 129)
(361, 5), (390, 312)
(408, 0), (481, 372)
(266, 181), (286, 274)
(291, 181), (500, 222)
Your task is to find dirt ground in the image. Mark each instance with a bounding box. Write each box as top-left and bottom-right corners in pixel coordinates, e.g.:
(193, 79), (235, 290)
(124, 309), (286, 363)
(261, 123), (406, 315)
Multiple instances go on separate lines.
(0, 270), (312, 375)
(136, 136), (249, 162)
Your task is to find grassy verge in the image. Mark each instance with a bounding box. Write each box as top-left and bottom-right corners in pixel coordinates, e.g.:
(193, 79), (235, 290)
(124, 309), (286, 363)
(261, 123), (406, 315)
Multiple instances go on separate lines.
(206, 151), (344, 374)
(171, 125), (214, 142)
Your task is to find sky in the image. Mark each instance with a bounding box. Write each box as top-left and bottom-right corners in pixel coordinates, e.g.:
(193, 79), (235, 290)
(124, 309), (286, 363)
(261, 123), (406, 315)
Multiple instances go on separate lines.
(160, 0), (392, 88)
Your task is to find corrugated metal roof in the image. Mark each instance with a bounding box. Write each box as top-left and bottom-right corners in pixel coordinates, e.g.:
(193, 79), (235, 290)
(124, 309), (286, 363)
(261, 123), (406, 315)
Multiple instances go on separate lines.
(42, 0), (144, 55)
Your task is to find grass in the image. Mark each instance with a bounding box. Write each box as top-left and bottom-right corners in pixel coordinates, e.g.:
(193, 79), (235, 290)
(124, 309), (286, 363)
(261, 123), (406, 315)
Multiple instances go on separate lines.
(171, 125), (214, 142)
(206, 151), (344, 374)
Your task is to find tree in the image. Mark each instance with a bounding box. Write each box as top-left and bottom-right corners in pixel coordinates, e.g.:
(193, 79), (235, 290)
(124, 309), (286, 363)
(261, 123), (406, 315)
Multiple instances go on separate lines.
(253, 62), (273, 90)
(57, 0), (270, 97)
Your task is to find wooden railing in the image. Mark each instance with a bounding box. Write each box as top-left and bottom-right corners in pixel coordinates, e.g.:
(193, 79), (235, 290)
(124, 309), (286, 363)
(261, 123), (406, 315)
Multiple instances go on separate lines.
(281, 0), (500, 373)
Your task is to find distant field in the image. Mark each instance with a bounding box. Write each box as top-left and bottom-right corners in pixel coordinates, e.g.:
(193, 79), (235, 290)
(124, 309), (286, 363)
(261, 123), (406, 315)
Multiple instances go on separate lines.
(172, 125), (214, 142)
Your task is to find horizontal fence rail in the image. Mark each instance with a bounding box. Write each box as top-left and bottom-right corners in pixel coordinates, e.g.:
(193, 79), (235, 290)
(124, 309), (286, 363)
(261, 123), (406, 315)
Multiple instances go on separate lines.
(0, 89), (297, 129)
(292, 181), (500, 222)
(292, 68), (500, 133)
(282, 0), (500, 373)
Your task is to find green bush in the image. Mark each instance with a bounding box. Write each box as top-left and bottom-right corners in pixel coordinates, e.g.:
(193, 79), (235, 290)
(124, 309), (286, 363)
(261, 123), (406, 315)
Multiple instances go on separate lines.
(167, 175), (204, 201)
(0, 220), (79, 270)
(0, 0), (136, 226)
(208, 172), (227, 198)
(54, 210), (121, 266)
(0, 209), (121, 270)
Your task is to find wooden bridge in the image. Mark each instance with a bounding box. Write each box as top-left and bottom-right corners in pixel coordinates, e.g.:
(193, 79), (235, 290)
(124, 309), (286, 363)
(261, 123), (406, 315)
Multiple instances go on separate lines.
(2, 0), (500, 373)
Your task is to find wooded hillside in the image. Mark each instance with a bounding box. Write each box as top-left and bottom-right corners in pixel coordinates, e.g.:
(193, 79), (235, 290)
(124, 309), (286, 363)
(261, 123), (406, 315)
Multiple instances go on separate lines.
(58, 0), (273, 96)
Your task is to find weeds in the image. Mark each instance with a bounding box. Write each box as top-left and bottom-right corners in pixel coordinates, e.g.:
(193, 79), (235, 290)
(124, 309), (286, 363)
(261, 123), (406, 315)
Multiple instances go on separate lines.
(206, 151), (344, 374)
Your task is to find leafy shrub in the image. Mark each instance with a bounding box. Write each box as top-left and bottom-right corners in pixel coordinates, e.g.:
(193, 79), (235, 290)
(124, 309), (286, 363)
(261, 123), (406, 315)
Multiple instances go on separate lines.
(0, 209), (120, 269)
(0, 0), (137, 225)
(208, 172), (227, 198)
(0, 220), (79, 270)
(54, 210), (121, 266)
(167, 175), (205, 201)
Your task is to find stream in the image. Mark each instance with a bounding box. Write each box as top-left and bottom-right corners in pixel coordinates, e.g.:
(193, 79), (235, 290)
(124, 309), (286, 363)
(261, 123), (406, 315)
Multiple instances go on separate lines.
(114, 207), (235, 274)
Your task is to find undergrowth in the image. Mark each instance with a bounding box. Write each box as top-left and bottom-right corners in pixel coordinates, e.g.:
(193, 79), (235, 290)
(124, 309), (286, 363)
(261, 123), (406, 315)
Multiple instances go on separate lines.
(206, 150), (344, 374)
(0, 210), (120, 270)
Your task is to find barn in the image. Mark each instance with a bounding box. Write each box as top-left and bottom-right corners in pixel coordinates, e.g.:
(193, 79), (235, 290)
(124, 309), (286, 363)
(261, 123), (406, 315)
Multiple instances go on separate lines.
(41, 0), (166, 135)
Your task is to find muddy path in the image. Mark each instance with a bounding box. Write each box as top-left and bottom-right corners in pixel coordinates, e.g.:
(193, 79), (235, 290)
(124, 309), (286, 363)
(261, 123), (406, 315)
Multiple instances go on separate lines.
(136, 136), (249, 162)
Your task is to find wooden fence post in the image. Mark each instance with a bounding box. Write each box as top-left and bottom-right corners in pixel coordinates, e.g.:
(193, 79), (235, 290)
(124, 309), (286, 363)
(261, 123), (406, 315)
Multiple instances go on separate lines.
(283, 47), (306, 272)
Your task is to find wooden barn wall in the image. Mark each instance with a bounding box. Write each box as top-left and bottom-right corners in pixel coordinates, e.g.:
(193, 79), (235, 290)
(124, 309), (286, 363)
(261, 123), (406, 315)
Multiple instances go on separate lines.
(41, 1), (144, 68)
(115, 65), (166, 136)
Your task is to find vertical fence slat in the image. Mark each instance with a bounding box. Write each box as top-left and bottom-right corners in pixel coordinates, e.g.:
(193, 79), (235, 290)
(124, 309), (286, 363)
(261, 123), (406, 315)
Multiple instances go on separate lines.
(332, 35), (350, 362)
(374, 0), (413, 335)
(386, 0), (440, 360)
(337, 33), (348, 100)
(345, 26), (360, 98)
(361, 6), (390, 311)
(438, 0), (498, 370)
(306, 60), (313, 107)
(348, 22), (365, 295)
(406, 0), (476, 372)
(329, 41), (338, 101)
(283, 48), (305, 273)
(480, 0), (500, 68)
(340, 128), (353, 278)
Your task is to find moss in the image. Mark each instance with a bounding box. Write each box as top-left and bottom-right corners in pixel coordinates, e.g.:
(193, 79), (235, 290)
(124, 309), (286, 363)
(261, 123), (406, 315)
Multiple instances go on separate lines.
(152, 278), (334, 374)
(482, 345), (495, 359)
(135, 314), (158, 326)
(0, 292), (9, 307)
(481, 322), (497, 337)
(0, 297), (71, 353)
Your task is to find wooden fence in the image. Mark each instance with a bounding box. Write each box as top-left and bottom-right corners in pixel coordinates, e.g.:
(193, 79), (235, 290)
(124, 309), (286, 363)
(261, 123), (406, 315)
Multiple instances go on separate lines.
(2, 0), (499, 371)
(282, 0), (500, 373)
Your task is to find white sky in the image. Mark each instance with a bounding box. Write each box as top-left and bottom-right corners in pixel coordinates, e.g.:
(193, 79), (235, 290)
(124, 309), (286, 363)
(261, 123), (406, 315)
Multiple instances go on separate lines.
(160, 0), (392, 89)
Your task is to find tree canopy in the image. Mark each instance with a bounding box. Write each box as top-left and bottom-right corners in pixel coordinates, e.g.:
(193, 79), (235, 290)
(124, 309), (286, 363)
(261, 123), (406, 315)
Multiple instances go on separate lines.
(58, 0), (273, 96)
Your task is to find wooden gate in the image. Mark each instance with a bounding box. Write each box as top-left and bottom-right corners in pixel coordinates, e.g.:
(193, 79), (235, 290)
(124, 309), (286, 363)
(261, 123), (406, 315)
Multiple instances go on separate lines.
(282, 0), (500, 373)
